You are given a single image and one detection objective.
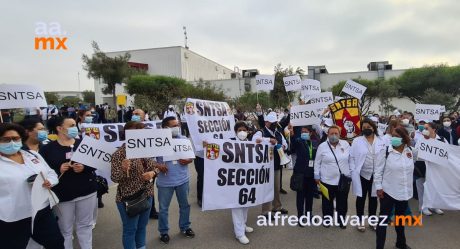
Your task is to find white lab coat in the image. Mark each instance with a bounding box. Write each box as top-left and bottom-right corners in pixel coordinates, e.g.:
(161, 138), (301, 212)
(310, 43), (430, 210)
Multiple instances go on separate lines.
(350, 135), (386, 197)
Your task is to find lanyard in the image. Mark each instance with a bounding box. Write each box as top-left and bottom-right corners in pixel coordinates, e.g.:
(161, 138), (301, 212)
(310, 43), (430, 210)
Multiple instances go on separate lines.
(305, 140), (313, 159)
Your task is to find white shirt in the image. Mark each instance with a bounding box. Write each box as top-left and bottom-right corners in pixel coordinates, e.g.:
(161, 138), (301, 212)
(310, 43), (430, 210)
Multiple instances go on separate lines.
(374, 146), (414, 201)
(314, 140), (351, 185)
(360, 138), (376, 180)
(0, 150), (58, 222)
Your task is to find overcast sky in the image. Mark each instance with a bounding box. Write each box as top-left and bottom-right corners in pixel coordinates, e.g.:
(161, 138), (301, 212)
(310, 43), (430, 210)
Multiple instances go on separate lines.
(1, 0), (459, 92)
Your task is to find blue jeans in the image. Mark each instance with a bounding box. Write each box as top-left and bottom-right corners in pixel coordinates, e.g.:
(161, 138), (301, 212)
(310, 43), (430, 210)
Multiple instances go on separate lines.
(116, 197), (152, 249)
(158, 182), (191, 234)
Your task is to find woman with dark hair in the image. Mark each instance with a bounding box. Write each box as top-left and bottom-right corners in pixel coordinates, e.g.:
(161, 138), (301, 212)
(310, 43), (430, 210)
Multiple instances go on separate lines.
(0, 123), (64, 249)
(39, 116), (97, 249)
(76, 109), (93, 133)
(437, 116), (459, 145)
(374, 127), (414, 249)
(350, 119), (386, 232)
(18, 117), (49, 152)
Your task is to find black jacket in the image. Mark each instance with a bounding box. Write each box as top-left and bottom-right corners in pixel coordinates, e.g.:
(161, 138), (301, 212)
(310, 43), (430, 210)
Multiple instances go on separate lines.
(291, 138), (318, 178)
(437, 128), (459, 145)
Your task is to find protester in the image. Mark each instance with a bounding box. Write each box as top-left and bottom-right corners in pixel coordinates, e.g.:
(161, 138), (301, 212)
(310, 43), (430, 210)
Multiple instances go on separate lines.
(437, 116), (459, 145)
(350, 119), (386, 232)
(156, 116), (196, 244)
(19, 118), (49, 151)
(105, 106), (117, 123)
(374, 127), (414, 249)
(24, 107), (42, 120)
(76, 109), (93, 132)
(40, 117), (97, 249)
(111, 121), (166, 249)
(0, 123), (64, 249)
(314, 125), (351, 228)
(164, 105), (178, 119)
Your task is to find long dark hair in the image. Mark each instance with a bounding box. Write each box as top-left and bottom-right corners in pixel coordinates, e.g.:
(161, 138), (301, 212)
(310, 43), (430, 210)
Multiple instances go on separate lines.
(362, 118), (378, 137)
(394, 127), (411, 147)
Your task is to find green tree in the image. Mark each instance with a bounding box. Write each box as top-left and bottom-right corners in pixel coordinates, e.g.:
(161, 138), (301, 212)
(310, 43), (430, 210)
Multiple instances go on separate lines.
(184, 79), (226, 101)
(60, 96), (82, 107)
(233, 92), (270, 112)
(271, 63), (305, 108)
(82, 90), (95, 105)
(82, 41), (132, 106)
(44, 92), (59, 104)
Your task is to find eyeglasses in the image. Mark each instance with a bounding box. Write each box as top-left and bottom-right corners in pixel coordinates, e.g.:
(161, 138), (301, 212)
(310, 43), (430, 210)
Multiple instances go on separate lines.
(0, 136), (22, 143)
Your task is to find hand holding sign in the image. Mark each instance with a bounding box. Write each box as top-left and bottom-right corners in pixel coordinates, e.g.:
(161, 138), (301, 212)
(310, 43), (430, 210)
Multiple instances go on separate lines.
(72, 163), (84, 173)
(60, 162), (72, 174)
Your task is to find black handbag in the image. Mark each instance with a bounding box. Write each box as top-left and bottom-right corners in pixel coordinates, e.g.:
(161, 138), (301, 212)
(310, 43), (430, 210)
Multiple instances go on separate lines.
(290, 173), (304, 191)
(327, 142), (351, 192)
(123, 159), (151, 217)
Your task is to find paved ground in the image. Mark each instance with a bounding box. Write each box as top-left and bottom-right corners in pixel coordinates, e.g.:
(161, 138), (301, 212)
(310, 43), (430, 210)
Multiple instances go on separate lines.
(88, 166), (460, 249)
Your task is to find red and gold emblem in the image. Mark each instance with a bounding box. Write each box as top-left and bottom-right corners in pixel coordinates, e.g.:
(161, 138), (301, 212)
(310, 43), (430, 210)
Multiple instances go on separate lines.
(328, 98), (362, 139)
(84, 127), (100, 140)
(206, 143), (220, 160)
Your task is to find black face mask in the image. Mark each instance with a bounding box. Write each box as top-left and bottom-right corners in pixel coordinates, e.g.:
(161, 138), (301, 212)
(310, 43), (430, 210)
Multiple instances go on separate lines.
(362, 128), (373, 137)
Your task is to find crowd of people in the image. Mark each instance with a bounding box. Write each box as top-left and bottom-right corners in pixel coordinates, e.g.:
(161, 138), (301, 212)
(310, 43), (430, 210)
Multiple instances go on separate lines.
(1, 100), (459, 249)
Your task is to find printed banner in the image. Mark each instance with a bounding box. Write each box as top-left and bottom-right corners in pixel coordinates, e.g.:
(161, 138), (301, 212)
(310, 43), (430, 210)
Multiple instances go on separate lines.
(328, 98), (362, 139)
(415, 104), (443, 121)
(184, 98), (236, 151)
(283, 75), (302, 92)
(255, 75), (275, 92)
(162, 138), (196, 161)
(125, 129), (173, 159)
(290, 104), (323, 126)
(0, 84), (47, 109)
(203, 139), (274, 211)
(301, 79), (321, 100)
(342, 80), (366, 99)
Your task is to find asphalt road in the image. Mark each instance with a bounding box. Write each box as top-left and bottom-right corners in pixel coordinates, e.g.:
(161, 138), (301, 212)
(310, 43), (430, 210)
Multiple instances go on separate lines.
(88, 166), (460, 249)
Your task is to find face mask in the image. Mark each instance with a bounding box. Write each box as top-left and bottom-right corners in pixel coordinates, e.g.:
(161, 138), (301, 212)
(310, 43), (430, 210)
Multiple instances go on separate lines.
(391, 137), (403, 147)
(0, 141), (22, 155)
(66, 127), (79, 139)
(328, 135), (339, 144)
(418, 125), (425, 132)
(237, 131), (248, 141)
(170, 127), (180, 137)
(422, 130), (430, 136)
(443, 121), (451, 127)
(401, 119), (409, 126)
(84, 116), (93, 123)
(362, 128), (373, 137)
(37, 130), (48, 142)
(300, 133), (310, 140)
(131, 115), (141, 122)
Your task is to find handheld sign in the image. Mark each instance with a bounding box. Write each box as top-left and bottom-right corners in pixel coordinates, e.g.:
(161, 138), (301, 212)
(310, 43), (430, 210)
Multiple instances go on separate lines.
(415, 104), (442, 121)
(125, 129), (173, 159)
(301, 79), (321, 100)
(0, 84), (47, 109)
(290, 104), (322, 126)
(328, 98), (362, 139)
(308, 92), (334, 108)
(184, 98), (236, 152)
(283, 75), (302, 92)
(71, 136), (117, 170)
(255, 75), (275, 92)
(203, 139), (274, 211)
(342, 80), (367, 99)
(163, 138), (195, 161)
(416, 138), (449, 166)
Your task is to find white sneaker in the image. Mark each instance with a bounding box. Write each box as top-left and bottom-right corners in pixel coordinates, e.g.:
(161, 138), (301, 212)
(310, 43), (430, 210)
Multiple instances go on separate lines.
(422, 208), (432, 216)
(430, 208), (444, 215)
(237, 235), (250, 245)
(245, 226), (254, 233)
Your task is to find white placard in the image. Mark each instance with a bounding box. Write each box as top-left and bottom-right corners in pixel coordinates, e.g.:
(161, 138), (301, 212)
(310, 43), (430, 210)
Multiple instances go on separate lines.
(440, 105), (446, 112)
(342, 80), (367, 99)
(308, 92), (334, 108)
(290, 104), (323, 126)
(203, 139), (274, 211)
(301, 79), (321, 99)
(416, 138), (449, 165)
(71, 136), (118, 171)
(184, 98), (236, 151)
(163, 138), (196, 161)
(0, 84), (47, 109)
(415, 104), (443, 121)
(125, 129), (173, 159)
(283, 75), (302, 92)
(255, 75), (275, 92)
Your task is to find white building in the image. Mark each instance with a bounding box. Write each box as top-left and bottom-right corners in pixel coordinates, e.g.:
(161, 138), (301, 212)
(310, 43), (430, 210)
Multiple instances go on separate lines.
(95, 46), (234, 105)
(49, 91), (83, 100)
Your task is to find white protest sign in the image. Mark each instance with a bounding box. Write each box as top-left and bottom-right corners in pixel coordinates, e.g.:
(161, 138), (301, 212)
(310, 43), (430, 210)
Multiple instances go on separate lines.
(184, 98), (236, 151)
(377, 123), (388, 136)
(125, 129), (173, 159)
(290, 104), (323, 126)
(203, 139), (274, 211)
(301, 79), (321, 99)
(415, 104), (442, 121)
(81, 121), (158, 148)
(255, 75), (275, 92)
(163, 138), (195, 161)
(342, 80), (367, 99)
(0, 84), (47, 109)
(334, 96), (343, 101)
(308, 92), (334, 108)
(71, 136), (118, 172)
(440, 105), (446, 112)
(283, 75), (302, 92)
(415, 138), (449, 165)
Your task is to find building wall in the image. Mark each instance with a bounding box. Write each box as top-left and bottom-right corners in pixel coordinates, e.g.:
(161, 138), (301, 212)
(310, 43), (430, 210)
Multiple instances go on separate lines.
(181, 47), (233, 81)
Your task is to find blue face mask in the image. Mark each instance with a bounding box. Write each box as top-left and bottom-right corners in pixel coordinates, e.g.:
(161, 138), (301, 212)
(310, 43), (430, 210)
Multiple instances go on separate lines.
(66, 127), (79, 139)
(84, 116), (93, 123)
(418, 125), (425, 132)
(391, 137), (403, 147)
(131, 115), (141, 122)
(0, 141), (23, 155)
(300, 133), (310, 140)
(37, 130), (48, 142)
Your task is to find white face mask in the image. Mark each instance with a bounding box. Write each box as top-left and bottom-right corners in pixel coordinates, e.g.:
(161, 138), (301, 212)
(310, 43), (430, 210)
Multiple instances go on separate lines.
(237, 131), (248, 141)
(422, 129), (430, 137)
(170, 127), (180, 137)
(443, 121), (452, 127)
(402, 119), (410, 126)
